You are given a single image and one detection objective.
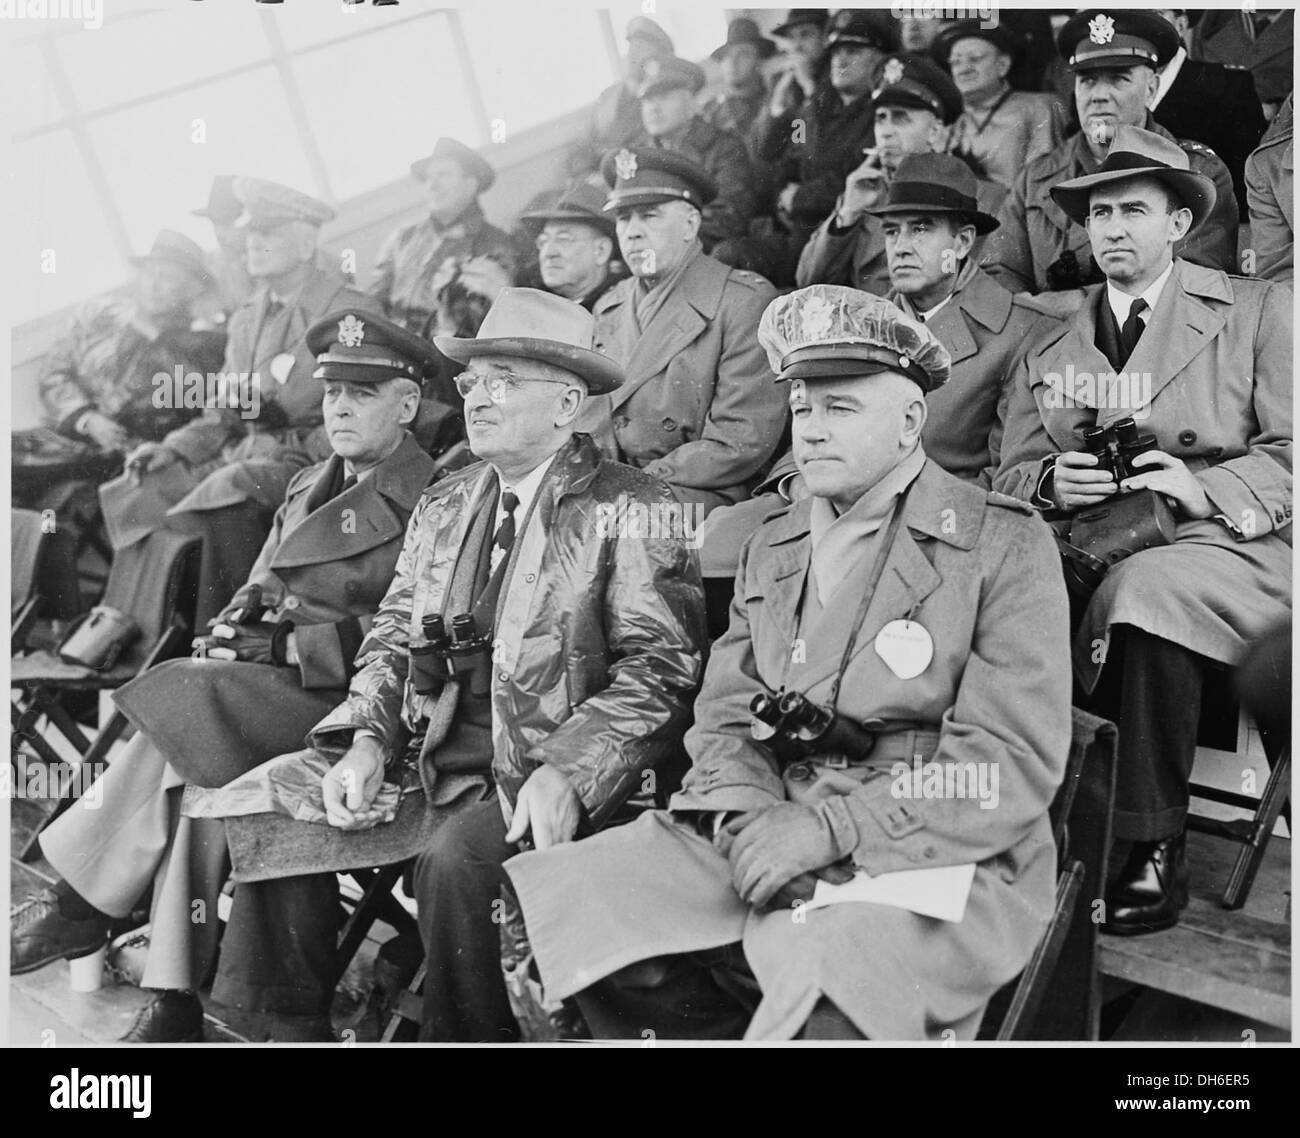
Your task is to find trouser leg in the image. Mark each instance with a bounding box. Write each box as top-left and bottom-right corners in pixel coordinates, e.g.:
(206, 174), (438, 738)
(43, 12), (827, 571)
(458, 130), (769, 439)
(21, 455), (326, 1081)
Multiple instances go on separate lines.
(1085, 624), (1206, 841)
(210, 873), (340, 1016)
(411, 800), (518, 1042)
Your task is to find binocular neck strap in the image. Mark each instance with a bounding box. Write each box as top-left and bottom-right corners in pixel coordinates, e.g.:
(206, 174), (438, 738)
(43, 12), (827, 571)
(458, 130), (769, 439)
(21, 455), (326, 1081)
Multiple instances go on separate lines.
(824, 484), (915, 714)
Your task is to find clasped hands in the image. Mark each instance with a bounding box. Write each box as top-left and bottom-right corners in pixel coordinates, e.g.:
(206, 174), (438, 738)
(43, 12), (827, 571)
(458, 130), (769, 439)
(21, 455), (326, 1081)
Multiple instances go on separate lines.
(714, 802), (853, 911)
(193, 596), (295, 665)
(1053, 449), (1214, 518)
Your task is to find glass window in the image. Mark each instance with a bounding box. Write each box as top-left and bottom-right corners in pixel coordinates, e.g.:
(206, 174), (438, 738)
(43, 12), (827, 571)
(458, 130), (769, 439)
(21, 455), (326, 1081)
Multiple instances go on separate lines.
(460, 7), (613, 136)
(276, 1), (428, 52)
(8, 43), (65, 135)
(11, 132), (125, 323)
(291, 13), (478, 200)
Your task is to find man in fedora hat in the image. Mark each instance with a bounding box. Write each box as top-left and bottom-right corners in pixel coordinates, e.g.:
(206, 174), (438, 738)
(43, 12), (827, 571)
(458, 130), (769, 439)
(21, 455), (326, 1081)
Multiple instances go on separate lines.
(630, 56), (757, 250)
(101, 178), (381, 627)
(506, 285), (1071, 1040)
(182, 288), (707, 1041)
(995, 125), (1292, 935)
(933, 20), (1067, 191)
(371, 137), (518, 340)
(700, 17), (778, 159)
(798, 53), (1006, 297)
(191, 175), (255, 322)
(582, 147), (786, 518)
(519, 183), (622, 311)
(984, 9), (1238, 313)
(13, 310), (440, 1042)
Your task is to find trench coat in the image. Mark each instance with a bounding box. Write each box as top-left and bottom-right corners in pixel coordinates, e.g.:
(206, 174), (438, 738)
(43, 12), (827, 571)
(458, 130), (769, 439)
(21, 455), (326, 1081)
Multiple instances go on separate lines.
(509, 457), (1073, 1039)
(993, 260), (1293, 689)
(1245, 95), (1294, 285)
(983, 117), (1240, 296)
(581, 249), (787, 515)
(795, 176), (1008, 298)
(947, 88), (1067, 192)
(112, 433), (436, 788)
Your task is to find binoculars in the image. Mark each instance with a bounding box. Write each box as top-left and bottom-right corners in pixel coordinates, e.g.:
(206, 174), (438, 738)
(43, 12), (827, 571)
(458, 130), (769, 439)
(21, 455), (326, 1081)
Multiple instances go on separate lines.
(749, 690), (878, 764)
(1080, 417), (1158, 490)
(409, 612), (494, 695)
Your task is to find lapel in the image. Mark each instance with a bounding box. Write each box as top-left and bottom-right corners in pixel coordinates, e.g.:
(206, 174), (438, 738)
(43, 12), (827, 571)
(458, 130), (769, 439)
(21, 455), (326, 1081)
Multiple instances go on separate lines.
(605, 254), (722, 413)
(270, 435), (435, 569)
(908, 265), (1013, 367)
(1033, 300), (1109, 449)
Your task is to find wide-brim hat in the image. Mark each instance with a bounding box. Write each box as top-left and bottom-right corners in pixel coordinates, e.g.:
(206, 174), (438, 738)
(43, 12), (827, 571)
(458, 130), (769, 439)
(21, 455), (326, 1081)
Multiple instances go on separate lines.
(410, 137), (495, 193)
(129, 229), (210, 281)
(191, 175), (242, 224)
(931, 20), (1024, 68)
(520, 182), (616, 238)
(1049, 125), (1216, 230)
(434, 287), (624, 396)
(711, 17), (777, 61)
(867, 153), (1000, 235)
(308, 309), (443, 384)
(772, 9), (828, 39)
(1057, 10), (1181, 72)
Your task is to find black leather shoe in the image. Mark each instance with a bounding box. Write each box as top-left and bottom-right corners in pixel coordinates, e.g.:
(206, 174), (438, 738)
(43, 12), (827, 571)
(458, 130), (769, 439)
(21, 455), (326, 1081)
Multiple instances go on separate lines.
(120, 991), (205, 1043)
(1102, 833), (1189, 936)
(10, 890), (112, 975)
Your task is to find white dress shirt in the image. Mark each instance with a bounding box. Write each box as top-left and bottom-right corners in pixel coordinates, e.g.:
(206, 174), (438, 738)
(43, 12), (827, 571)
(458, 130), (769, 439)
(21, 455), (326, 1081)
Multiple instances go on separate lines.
(1106, 260), (1174, 331)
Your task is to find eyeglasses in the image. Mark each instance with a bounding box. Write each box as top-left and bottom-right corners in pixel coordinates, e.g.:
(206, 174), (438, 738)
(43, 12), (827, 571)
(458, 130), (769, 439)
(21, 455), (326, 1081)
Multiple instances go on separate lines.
(535, 231), (596, 252)
(455, 368), (574, 403)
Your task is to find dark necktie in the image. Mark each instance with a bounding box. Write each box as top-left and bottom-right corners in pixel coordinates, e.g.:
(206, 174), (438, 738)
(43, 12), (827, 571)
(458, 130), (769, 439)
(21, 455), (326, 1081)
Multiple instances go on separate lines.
(339, 474), (358, 497)
(1120, 297), (1148, 363)
(490, 490), (519, 576)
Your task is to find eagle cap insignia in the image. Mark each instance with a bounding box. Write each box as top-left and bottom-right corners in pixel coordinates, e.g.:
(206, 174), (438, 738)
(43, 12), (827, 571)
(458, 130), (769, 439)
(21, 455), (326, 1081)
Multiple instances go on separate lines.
(801, 294), (835, 342)
(883, 57), (905, 85)
(615, 148), (638, 182)
(338, 314), (366, 347)
(1088, 13), (1115, 45)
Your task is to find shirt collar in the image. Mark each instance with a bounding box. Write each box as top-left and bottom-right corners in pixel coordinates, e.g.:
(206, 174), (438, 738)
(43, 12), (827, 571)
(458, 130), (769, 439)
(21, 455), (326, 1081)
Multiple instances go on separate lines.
(1152, 46), (1187, 110)
(899, 292), (953, 323)
(492, 452), (557, 523)
(1107, 260), (1174, 328)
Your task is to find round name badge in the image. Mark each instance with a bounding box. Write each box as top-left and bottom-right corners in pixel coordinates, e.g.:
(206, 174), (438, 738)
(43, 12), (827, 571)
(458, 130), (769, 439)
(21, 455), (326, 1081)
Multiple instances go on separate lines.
(270, 352), (295, 385)
(874, 619), (933, 679)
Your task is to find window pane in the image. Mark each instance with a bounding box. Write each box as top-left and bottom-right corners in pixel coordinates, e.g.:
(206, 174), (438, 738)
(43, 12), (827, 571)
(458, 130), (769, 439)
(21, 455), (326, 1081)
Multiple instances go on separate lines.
(89, 66), (319, 258)
(460, 7), (612, 136)
(57, 8), (271, 114)
(276, 1), (426, 52)
(292, 14), (479, 199)
(7, 43), (64, 134)
(11, 132), (124, 324)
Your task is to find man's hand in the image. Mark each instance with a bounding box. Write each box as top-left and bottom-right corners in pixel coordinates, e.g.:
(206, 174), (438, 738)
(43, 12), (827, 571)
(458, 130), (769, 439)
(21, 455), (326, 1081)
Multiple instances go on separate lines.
(125, 441), (181, 480)
(766, 864), (858, 911)
(727, 801), (841, 908)
(1052, 451), (1118, 510)
(457, 256), (512, 304)
(776, 183), (800, 219)
(196, 620), (286, 664)
(79, 411), (130, 453)
(836, 151), (888, 227)
(505, 763), (583, 850)
(321, 737), (387, 829)
(1120, 450), (1214, 519)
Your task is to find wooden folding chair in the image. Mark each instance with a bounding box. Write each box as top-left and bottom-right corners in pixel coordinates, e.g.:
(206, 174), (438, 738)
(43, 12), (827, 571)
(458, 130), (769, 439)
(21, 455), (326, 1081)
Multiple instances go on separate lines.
(11, 528), (200, 860)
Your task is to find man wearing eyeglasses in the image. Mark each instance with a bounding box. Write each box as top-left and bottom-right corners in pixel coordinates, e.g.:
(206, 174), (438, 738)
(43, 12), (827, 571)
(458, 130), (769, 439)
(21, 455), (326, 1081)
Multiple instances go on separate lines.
(519, 183), (622, 312)
(186, 288), (707, 1042)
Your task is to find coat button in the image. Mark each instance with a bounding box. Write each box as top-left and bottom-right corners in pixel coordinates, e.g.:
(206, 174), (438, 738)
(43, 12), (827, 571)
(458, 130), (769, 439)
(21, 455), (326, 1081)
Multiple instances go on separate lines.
(1178, 429), (1197, 447)
(923, 847), (936, 859)
(282, 595), (300, 610)
(661, 417), (677, 431)
(613, 414), (630, 429)
(786, 763), (812, 782)
(497, 672), (508, 683)
(525, 572), (536, 583)
(1210, 446), (1224, 458)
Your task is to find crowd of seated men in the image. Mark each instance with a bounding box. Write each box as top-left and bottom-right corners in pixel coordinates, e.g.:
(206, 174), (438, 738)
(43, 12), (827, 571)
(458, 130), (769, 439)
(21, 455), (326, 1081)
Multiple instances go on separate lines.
(10, 8), (1292, 1043)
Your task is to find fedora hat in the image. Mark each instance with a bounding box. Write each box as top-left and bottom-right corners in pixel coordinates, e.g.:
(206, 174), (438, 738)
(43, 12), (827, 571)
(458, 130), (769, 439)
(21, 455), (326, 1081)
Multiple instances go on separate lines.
(520, 182), (616, 239)
(434, 288), (624, 396)
(711, 17), (777, 61)
(931, 20), (1025, 68)
(867, 152), (1000, 235)
(129, 230), (210, 281)
(1049, 125), (1216, 231)
(410, 137), (496, 193)
(192, 176), (242, 224)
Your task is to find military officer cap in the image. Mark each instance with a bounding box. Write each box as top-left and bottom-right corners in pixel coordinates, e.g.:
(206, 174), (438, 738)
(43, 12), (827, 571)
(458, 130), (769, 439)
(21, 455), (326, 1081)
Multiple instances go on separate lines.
(1057, 10), (1181, 72)
(232, 177), (336, 229)
(931, 19), (1025, 68)
(868, 153), (1000, 234)
(637, 56), (707, 99)
(601, 147), (718, 213)
(307, 309), (442, 384)
(520, 182), (616, 239)
(758, 285), (950, 393)
(772, 9), (828, 39)
(872, 53), (963, 125)
(1050, 124), (1216, 232)
(626, 16), (673, 57)
(826, 8), (898, 53)
(409, 137), (496, 193)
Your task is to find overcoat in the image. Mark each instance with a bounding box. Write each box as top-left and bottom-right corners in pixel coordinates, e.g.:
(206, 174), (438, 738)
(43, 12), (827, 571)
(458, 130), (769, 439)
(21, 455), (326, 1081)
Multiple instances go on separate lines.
(510, 458), (1073, 1039)
(582, 250), (787, 515)
(983, 117), (1240, 296)
(1245, 95), (1294, 285)
(112, 433), (436, 787)
(993, 260), (1292, 688)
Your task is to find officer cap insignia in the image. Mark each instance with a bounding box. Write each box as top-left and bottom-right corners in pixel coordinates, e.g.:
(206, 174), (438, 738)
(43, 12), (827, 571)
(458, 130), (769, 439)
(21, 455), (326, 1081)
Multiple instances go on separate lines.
(1089, 13), (1115, 45)
(615, 148), (639, 181)
(801, 294), (835, 341)
(882, 57), (905, 85)
(338, 314), (366, 347)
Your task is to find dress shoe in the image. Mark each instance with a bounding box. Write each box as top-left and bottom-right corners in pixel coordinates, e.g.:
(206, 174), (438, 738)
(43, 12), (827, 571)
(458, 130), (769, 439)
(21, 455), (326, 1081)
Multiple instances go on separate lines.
(120, 990), (205, 1043)
(10, 889), (112, 975)
(1102, 833), (1189, 936)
